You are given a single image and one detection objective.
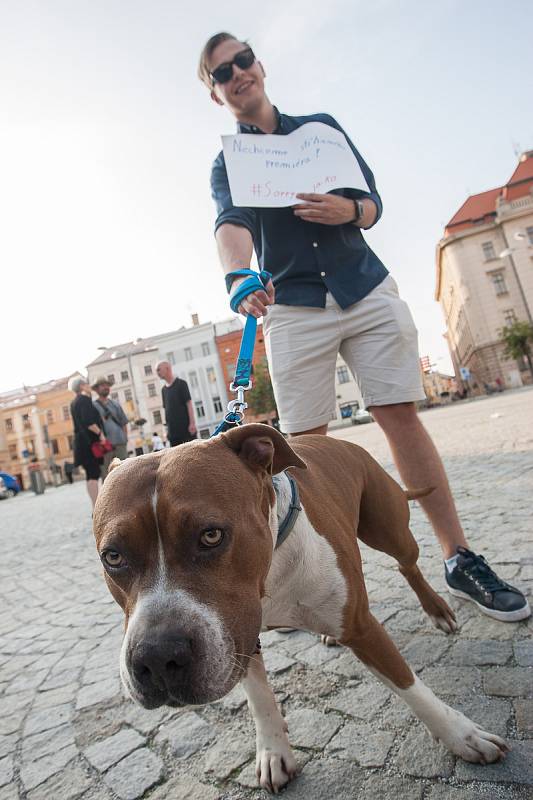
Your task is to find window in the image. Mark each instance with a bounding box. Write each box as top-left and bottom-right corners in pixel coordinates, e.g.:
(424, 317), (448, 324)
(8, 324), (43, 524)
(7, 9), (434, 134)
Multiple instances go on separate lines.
(503, 309), (517, 326)
(121, 370), (129, 381)
(111, 392), (119, 400)
(107, 374), (115, 385)
(199, 428), (210, 439)
(62, 405), (70, 421)
(5, 418), (13, 432)
(67, 434), (74, 451)
(22, 414), (31, 430)
(201, 342), (210, 356)
(51, 439), (59, 455)
(9, 444), (17, 461)
(46, 409), (54, 425)
(144, 364), (153, 376)
(491, 272), (508, 296)
(195, 400), (205, 418)
(184, 347), (192, 361)
(337, 366), (350, 384)
(482, 241), (496, 260)
(526, 226), (533, 246)
(213, 396), (223, 414)
(166, 352), (176, 365)
(148, 383), (157, 398)
(189, 372), (199, 389)
(153, 410), (162, 425)
(124, 388), (133, 402)
(25, 439), (35, 455)
(226, 362), (236, 379)
(206, 366), (216, 384)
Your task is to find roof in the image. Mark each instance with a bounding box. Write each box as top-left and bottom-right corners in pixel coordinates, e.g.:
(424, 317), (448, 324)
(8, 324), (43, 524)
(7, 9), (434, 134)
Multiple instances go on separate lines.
(445, 150), (533, 234)
(0, 376), (73, 409)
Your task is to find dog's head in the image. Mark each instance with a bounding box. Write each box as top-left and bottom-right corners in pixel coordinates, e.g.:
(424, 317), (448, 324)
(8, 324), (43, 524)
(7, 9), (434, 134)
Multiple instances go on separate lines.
(93, 424), (305, 709)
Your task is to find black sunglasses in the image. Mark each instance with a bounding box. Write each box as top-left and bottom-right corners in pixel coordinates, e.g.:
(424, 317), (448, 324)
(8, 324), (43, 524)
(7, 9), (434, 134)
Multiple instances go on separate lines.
(210, 47), (256, 86)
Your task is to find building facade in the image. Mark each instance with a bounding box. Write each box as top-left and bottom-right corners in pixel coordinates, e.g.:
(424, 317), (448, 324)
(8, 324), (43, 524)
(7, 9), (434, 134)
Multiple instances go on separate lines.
(436, 151), (533, 390)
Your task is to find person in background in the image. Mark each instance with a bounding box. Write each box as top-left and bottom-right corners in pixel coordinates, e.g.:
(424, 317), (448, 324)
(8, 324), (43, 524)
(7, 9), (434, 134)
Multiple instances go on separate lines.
(91, 376), (129, 479)
(155, 361), (197, 446)
(68, 376), (105, 509)
(151, 432), (165, 451)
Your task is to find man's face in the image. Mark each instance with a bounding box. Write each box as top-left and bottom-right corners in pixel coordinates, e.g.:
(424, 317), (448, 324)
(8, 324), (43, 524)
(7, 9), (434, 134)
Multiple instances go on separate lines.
(97, 385), (111, 398)
(156, 363), (171, 382)
(209, 39), (266, 118)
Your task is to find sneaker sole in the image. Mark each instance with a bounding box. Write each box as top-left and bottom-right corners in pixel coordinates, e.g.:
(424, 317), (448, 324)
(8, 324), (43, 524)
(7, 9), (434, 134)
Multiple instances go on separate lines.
(447, 587), (532, 622)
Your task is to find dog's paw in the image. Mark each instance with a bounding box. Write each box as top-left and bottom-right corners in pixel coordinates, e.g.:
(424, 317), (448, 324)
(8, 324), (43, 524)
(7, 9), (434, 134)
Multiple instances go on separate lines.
(320, 634), (339, 647)
(437, 711), (509, 764)
(256, 741), (298, 794)
(429, 611), (457, 634)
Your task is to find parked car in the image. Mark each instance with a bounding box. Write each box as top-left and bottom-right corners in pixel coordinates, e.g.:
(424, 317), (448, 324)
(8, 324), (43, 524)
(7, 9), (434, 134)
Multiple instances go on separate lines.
(0, 477), (8, 500)
(0, 472), (21, 497)
(352, 409), (373, 425)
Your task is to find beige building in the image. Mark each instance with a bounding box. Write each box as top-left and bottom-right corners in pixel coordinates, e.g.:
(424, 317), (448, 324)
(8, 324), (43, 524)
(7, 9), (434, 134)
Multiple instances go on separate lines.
(436, 150), (533, 390)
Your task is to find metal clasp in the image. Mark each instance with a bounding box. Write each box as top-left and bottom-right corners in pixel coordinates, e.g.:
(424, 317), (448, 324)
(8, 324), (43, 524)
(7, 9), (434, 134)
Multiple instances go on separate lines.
(226, 381), (251, 419)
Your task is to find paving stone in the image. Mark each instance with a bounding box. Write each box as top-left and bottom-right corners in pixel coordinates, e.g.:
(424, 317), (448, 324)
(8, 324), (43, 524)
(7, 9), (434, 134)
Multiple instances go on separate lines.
(325, 722), (395, 766)
(514, 699), (533, 736)
(154, 711), (215, 758)
(75, 678), (121, 710)
(5, 669), (48, 695)
(122, 703), (175, 735)
(323, 651), (365, 679)
(295, 643), (341, 668)
(32, 683), (78, 709)
(452, 695), (511, 737)
(360, 774), (424, 800)
(147, 775), (221, 800)
(26, 762), (93, 800)
(427, 784), (529, 799)
(262, 649), (296, 674)
(275, 630), (318, 656)
(84, 728), (145, 772)
(22, 723), (76, 763)
(379, 694), (416, 727)
(20, 744), (78, 791)
(0, 755), (13, 788)
(0, 711), (26, 735)
(0, 785), (18, 800)
(40, 668), (81, 691)
(284, 709), (342, 749)
(103, 748), (164, 800)
(326, 682), (390, 720)
(447, 639), (512, 666)
(281, 757), (365, 799)
(1, 690), (34, 716)
(483, 667), (533, 697)
(0, 735), (17, 759)
(420, 666), (482, 696)
(24, 703), (72, 735)
(204, 729), (255, 780)
(401, 636), (451, 670)
(220, 684), (247, 711)
(394, 727), (454, 778)
(454, 739), (533, 784)
(513, 641), (533, 667)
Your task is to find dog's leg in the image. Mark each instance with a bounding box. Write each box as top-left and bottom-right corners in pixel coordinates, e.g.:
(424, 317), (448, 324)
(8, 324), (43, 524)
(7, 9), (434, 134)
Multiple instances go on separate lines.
(241, 652), (298, 794)
(342, 614), (508, 764)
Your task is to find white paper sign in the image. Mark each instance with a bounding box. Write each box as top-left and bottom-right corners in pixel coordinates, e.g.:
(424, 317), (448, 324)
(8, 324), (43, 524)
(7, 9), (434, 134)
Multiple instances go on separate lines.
(221, 121), (369, 207)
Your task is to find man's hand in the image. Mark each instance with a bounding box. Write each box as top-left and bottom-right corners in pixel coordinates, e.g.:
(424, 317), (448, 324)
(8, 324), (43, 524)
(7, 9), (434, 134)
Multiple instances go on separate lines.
(188, 422), (197, 436)
(293, 193), (356, 225)
(232, 276), (275, 318)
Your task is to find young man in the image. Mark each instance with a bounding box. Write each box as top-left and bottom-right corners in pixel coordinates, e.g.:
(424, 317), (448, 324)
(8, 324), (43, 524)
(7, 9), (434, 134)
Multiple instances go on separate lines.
(155, 361), (197, 446)
(91, 376), (129, 480)
(199, 32), (530, 623)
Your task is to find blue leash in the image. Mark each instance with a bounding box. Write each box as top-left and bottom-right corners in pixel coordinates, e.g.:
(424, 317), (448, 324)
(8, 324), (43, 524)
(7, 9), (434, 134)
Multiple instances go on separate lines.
(212, 269), (271, 436)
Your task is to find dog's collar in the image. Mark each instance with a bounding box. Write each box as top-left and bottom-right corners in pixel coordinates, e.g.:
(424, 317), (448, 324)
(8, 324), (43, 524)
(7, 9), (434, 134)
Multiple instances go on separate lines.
(272, 472), (301, 549)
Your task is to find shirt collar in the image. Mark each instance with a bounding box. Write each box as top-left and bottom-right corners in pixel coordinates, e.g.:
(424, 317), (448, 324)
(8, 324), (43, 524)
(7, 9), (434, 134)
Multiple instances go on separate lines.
(237, 106), (283, 135)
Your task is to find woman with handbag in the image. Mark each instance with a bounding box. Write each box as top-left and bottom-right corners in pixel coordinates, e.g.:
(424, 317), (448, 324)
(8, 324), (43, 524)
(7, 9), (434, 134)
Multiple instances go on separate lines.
(68, 376), (111, 509)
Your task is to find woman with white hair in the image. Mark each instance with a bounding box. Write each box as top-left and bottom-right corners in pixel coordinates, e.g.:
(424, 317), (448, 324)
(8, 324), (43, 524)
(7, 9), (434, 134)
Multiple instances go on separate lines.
(68, 376), (106, 509)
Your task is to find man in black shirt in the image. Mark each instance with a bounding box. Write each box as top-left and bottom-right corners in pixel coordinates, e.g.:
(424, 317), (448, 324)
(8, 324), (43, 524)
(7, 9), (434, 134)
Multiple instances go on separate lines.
(156, 361), (197, 446)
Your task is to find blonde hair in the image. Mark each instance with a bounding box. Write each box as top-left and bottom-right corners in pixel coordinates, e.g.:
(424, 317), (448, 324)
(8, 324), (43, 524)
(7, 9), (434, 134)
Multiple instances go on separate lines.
(197, 32), (242, 88)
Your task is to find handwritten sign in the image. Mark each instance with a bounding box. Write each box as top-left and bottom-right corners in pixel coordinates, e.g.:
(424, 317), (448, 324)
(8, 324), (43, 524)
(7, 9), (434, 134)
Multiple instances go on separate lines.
(221, 121), (369, 207)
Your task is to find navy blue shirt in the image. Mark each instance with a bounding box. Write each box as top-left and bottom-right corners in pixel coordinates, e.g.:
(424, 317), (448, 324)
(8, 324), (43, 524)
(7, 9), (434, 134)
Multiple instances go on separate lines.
(211, 110), (389, 310)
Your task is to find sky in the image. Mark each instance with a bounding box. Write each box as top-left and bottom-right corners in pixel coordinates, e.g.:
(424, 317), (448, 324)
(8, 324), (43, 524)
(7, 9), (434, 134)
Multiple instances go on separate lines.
(1, 0), (532, 392)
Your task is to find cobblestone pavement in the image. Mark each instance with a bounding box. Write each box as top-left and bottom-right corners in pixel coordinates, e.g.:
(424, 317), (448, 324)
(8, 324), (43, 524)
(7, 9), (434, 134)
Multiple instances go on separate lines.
(1, 388), (532, 800)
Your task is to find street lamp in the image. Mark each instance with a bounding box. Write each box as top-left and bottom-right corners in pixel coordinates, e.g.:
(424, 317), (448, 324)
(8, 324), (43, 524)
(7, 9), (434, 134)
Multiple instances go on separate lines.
(497, 230), (532, 323)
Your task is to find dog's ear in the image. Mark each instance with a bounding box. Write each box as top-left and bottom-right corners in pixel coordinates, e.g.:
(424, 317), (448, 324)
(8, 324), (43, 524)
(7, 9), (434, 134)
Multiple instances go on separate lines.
(221, 423), (306, 475)
(107, 458), (123, 474)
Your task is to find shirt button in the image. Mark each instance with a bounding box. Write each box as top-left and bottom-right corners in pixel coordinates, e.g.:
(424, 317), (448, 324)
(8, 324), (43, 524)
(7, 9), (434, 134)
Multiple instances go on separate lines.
(320, 271), (326, 277)
(312, 242), (318, 248)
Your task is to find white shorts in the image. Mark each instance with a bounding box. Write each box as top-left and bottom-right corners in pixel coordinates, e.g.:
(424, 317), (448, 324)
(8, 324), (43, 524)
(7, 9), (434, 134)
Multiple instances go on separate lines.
(263, 275), (425, 434)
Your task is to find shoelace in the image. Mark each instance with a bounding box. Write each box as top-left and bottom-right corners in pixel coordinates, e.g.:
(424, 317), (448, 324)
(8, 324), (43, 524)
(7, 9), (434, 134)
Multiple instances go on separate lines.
(459, 550), (508, 594)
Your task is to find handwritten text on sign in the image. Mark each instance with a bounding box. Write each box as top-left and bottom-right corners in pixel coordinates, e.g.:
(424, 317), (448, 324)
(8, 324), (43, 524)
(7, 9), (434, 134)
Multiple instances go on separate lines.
(221, 121), (369, 207)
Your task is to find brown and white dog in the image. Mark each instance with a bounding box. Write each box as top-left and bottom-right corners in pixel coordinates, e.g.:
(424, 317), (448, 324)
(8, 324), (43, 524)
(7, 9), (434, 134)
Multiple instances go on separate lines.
(93, 424), (507, 793)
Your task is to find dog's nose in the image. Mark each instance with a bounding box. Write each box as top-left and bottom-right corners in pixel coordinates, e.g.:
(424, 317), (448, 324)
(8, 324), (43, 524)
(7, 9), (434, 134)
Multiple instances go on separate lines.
(131, 637), (193, 692)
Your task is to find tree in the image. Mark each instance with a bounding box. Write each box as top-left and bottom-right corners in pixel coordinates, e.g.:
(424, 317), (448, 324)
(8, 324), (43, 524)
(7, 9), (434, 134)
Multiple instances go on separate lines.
(247, 360), (278, 417)
(500, 320), (533, 378)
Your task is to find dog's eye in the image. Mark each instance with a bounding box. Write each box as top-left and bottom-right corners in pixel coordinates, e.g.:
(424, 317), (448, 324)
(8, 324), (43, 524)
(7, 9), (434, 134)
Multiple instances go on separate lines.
(101, 549), (126, 569)
(200, 529), (224, 548)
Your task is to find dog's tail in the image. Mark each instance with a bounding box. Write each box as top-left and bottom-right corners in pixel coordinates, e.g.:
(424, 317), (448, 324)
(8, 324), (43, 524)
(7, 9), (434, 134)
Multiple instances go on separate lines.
(405, 487), (435, 501)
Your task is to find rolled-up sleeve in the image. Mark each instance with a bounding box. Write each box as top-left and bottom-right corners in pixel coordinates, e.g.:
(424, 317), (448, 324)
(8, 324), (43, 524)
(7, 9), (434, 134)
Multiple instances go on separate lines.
(210, 153), (257, 237)
(322, 115), (383, 228)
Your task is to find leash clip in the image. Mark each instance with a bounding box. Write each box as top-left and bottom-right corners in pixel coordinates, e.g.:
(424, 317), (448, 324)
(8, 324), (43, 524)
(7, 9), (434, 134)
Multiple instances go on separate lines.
(227, 383), (250, 417)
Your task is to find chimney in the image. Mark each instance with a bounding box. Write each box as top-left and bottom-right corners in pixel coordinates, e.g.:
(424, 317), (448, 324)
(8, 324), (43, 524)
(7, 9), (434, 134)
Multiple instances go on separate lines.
(191, 313), (200, 326)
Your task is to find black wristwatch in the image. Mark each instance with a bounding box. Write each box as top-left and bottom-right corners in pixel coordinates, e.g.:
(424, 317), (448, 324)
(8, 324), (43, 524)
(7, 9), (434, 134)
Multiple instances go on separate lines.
(352, 199), (364, 224)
